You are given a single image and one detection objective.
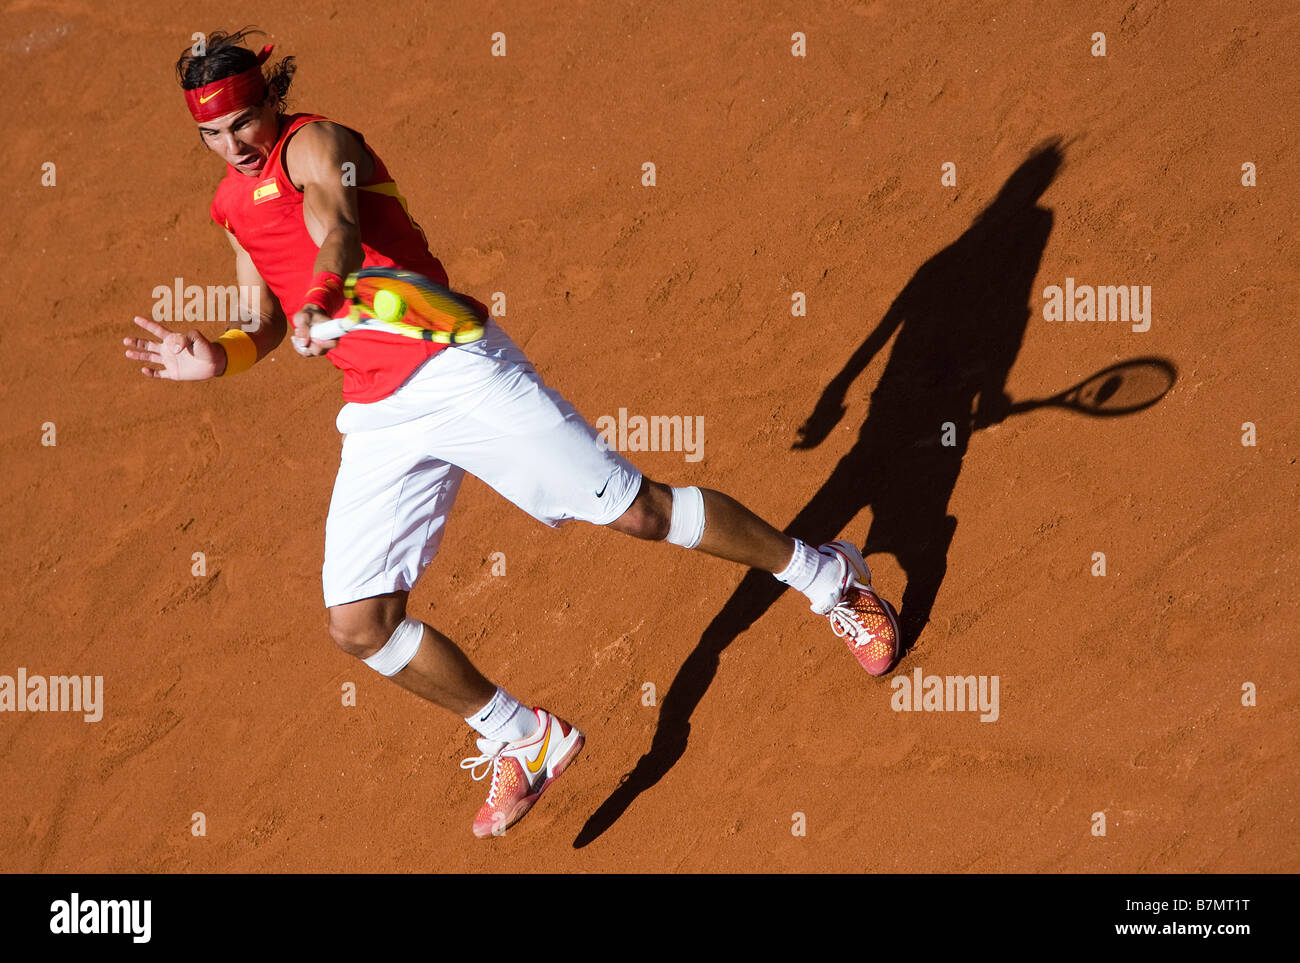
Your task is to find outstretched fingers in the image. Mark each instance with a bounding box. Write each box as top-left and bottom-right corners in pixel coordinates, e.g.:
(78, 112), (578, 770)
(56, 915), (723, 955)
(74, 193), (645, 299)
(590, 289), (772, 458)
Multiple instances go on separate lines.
(124, 322), (178, 378)
(123, 327), (168, 378)
(131, 315), (172, 340)
(123, 337), (162, 361)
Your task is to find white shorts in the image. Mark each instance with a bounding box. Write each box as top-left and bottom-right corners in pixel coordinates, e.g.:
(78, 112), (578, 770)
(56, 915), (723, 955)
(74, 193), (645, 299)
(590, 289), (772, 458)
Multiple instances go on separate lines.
(321, 320), (642, 607)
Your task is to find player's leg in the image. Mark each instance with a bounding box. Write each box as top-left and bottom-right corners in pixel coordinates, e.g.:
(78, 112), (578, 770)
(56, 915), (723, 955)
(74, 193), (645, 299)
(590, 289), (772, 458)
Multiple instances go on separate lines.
(326, 590), (495, 716)
(607, 477), (795, 572)
(326, 590), (579, 837)
(322, 444), (535, 729)
(609, 479), (900, 675)
(608, 477), (835, 602)
(322, 411), (583, 836)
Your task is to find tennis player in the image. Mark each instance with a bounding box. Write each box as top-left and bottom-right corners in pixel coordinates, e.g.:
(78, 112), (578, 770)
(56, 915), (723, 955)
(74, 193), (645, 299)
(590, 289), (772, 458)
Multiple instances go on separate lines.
(123, 29), (900, 838)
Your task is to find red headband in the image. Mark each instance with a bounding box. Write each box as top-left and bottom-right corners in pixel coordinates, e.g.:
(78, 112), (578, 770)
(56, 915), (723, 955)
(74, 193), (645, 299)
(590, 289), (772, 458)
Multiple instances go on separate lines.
(184, 44), (275, 122)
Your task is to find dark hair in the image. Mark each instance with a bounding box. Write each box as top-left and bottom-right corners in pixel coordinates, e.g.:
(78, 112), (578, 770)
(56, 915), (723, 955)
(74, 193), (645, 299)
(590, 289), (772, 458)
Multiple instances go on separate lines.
(175, 27), (296, 108)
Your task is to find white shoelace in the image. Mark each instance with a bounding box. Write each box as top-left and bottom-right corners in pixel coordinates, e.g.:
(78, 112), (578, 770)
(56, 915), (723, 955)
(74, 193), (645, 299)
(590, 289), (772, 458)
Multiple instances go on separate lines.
(828, 597), (876, 647)
(460, 742), (506, 800)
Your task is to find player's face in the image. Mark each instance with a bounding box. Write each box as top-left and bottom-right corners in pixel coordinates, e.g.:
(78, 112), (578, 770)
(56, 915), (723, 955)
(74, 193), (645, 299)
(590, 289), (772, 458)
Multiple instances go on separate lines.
(196, 95), (280, 176)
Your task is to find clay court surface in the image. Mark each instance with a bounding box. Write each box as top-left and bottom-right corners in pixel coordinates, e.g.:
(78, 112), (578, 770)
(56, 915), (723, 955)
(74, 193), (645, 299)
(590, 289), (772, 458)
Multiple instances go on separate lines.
(2, 0), (1297, 873)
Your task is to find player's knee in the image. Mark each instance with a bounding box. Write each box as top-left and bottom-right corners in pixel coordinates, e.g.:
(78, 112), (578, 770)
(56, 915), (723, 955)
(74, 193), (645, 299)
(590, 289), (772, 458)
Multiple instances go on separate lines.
(611, 480), (672, 540)
(619, 500), (671, 541)
(327, 605), (403, 659)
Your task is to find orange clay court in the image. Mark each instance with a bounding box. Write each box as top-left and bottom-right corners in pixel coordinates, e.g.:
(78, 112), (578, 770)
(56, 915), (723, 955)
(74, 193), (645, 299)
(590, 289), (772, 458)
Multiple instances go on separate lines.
(1, 0), (1297, 872)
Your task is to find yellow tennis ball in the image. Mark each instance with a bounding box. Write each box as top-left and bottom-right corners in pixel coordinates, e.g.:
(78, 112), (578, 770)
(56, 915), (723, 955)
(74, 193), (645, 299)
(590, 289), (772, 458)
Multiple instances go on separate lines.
(372, 289), (406, 322)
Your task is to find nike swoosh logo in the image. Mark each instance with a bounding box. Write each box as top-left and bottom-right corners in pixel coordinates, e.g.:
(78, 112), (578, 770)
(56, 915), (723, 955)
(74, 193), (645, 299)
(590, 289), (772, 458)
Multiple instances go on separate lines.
(525, 724), (551, 774)
(198, 87), (226, 105)
(595, 478), (610, 498)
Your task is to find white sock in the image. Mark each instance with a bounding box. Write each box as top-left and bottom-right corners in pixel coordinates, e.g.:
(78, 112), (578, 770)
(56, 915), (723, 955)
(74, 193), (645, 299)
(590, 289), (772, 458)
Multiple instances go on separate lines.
(773, 539), (845, 614)
(466, 687), (538, 744)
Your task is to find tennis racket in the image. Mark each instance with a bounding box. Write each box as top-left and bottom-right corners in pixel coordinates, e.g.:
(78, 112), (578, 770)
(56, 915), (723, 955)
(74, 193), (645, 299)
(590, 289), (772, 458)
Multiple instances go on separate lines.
(309, 267), (486, 345)
(1007, 357), (1176, 417)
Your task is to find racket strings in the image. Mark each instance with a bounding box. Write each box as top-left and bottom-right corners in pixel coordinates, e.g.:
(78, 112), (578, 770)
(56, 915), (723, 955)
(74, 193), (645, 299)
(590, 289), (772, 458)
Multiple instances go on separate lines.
(349, 273), (484, 341)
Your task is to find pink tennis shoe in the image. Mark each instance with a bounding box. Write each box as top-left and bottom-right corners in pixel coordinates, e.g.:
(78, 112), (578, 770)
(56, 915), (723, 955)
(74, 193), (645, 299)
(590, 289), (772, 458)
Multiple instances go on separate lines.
(460, 707), (585, 838)
(817, 540), (902, 677)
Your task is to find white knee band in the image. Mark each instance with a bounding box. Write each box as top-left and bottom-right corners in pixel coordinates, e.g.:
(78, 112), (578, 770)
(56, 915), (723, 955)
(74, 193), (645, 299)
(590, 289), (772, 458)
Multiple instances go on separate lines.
(666, 486), (706, 549)
(363, 617), (425, 676)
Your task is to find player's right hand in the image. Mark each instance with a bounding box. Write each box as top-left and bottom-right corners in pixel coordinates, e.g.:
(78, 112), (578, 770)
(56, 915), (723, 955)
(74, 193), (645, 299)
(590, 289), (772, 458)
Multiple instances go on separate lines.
(290, 304), (339, 356)
(123, 316), (225, 381)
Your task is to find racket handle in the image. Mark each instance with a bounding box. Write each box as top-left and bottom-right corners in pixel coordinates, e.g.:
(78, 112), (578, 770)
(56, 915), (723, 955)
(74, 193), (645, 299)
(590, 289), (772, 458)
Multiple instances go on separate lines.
(308, 317), (350, 341)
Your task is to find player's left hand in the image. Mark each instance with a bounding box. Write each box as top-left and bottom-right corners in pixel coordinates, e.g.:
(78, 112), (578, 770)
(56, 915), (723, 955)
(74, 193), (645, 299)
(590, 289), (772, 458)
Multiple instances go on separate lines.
(290, 304), (339, 356)
(124, 317), (225, 381)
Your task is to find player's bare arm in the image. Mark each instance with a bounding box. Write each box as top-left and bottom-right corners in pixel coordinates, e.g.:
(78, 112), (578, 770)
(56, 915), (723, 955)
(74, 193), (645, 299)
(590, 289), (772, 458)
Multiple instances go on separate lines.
(282, 121), (374, 356)
(224, 228), (288, 357)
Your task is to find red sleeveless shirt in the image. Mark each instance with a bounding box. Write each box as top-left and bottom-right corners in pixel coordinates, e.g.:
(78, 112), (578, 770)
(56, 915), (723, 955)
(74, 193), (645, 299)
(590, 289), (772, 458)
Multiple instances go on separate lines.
(210, 113), (456, 402)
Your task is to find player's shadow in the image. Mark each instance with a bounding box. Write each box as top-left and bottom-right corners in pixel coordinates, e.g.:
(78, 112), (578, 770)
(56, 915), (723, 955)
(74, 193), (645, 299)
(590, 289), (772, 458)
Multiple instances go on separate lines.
(575, 140), (1065, 848)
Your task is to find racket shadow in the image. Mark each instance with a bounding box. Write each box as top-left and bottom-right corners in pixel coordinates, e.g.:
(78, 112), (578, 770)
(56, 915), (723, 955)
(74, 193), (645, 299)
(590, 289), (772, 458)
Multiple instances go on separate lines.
(1003, 356), (1177, 419)
(574, 140), (1072, 849)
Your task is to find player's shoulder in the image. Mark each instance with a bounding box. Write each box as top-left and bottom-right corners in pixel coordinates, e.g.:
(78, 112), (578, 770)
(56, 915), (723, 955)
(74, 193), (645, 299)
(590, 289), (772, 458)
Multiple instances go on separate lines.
(284, 116), (369, 180)
(285, 116), (366, 156)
